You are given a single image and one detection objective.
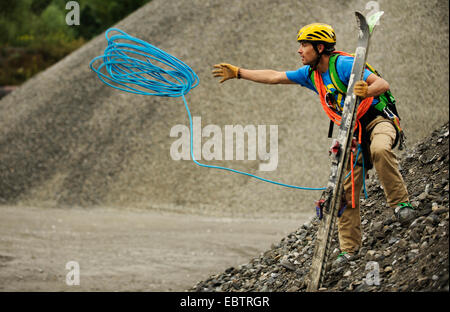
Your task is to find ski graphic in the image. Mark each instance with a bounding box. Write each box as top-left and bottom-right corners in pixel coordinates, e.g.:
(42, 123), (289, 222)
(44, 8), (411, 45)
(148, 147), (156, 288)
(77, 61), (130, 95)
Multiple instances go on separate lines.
(307, 11), (384, 292)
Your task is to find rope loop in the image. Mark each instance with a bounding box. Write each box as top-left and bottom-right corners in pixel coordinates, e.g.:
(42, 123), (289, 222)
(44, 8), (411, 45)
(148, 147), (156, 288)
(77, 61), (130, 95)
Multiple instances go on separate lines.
(90, 28), (326, 191)
(90, 28), (199, 97)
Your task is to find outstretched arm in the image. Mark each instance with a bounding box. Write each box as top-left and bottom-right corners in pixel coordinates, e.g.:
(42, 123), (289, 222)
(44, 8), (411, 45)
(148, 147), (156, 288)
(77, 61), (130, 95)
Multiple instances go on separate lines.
(240, 68), (295, 84)
(212, 63), (295, 84)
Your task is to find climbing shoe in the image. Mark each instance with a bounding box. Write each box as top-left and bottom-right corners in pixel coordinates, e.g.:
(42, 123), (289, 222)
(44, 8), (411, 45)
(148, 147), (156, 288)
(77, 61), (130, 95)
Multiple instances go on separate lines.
(395, 202), (416, 225)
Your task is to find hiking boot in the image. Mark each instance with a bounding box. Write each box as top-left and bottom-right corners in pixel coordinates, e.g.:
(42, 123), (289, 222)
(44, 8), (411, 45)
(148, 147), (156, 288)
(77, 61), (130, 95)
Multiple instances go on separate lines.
(395, 202), (416, 225)
(332, 251), (354, 268)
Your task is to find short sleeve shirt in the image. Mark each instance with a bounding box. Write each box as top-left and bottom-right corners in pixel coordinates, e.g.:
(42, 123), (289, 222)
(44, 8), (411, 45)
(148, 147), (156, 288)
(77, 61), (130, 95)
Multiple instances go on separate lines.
(285, 55), (379, 110)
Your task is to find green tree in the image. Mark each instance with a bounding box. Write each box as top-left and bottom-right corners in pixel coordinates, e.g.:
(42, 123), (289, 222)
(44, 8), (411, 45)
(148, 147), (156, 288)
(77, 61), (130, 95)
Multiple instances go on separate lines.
(0, 0), (151, 86)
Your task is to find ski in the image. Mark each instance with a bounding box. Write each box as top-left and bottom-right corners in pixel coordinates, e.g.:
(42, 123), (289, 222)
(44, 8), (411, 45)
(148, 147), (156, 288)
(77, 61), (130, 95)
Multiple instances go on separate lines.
(307, 11), (384, 291)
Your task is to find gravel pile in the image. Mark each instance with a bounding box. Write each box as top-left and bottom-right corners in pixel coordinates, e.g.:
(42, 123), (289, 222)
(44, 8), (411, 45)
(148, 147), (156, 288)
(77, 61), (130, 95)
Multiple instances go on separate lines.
(191, 122), (449, 292)
(0, 0), (448, 219)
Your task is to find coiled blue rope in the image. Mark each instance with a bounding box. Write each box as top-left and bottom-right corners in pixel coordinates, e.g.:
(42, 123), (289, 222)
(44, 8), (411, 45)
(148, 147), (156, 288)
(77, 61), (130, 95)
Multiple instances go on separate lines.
(90, 28), (330, 190)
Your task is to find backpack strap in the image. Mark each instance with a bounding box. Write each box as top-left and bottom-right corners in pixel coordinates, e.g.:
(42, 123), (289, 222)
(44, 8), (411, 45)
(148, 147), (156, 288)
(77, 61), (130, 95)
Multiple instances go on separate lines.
(309, 52), (405, 150)
(308, 67), (316, 90)
(329, 52), (401, 121)
(308, 53), (347, 96)
(328, 54), (347, 95)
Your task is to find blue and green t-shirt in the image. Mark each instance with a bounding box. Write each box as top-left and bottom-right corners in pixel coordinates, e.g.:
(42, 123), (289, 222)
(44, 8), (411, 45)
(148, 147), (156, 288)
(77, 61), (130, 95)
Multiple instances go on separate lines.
(285, 55), (379, 110)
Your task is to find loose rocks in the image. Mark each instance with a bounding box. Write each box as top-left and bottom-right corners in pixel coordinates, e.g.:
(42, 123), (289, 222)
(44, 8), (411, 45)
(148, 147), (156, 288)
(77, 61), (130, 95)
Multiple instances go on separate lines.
(191, 122), (449, 292)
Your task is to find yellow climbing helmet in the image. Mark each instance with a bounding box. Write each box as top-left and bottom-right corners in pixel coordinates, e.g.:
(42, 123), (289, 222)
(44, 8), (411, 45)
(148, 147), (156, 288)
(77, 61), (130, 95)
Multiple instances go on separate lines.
(297, 23), (336, 44)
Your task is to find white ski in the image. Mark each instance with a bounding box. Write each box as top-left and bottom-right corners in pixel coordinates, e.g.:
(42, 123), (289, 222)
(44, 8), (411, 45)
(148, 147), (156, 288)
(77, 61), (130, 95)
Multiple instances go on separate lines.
(307, 11), (384, 292)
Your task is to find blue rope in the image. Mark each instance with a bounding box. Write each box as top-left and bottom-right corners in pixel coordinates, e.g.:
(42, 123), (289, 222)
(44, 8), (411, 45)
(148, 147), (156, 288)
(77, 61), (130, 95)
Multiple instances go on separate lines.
(344, 144), (361, 180)
(343, 144), (368, 198)
(362, 147), (368, 199)
(90, 28), (326, 191)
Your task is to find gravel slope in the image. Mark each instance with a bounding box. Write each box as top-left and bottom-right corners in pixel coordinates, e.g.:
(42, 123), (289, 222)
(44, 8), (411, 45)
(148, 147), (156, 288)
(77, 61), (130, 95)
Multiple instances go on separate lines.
(191, 122), (449, 292)
(0, 0), (448, 219)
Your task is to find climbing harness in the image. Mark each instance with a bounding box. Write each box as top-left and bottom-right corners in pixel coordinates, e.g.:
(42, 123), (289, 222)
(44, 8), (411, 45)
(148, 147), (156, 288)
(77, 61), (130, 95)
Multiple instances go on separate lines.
(310, 51), (406, 149)
(309, 51), (382, 207)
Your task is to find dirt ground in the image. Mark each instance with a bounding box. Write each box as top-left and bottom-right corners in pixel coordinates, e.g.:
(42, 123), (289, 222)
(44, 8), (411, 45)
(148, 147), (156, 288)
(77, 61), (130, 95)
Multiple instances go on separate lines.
(0, 205), (308, 291)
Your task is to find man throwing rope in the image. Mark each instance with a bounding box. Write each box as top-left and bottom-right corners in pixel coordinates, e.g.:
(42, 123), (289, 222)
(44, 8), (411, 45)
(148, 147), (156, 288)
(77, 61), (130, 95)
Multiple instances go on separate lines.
(212, 23), (414, 265)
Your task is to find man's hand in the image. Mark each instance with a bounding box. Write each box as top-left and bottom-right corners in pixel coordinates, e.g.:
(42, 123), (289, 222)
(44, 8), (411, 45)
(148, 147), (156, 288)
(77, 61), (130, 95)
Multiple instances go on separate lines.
(353, 80), (368, 98)
(212, 63), (240, 83)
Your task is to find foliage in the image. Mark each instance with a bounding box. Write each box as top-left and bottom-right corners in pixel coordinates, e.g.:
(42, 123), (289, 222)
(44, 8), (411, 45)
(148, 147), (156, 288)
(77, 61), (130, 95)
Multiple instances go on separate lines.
(0, 0), (151, 85)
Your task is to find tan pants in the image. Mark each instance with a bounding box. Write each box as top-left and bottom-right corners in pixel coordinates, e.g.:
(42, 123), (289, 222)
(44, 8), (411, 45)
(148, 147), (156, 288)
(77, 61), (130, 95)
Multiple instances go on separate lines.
(337, 116), (409, 253)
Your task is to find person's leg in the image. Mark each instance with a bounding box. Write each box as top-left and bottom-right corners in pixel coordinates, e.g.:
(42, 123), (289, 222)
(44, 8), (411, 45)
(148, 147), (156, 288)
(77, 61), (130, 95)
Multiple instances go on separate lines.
(338, 147), (364, 254)
(369, 121), (409, 208)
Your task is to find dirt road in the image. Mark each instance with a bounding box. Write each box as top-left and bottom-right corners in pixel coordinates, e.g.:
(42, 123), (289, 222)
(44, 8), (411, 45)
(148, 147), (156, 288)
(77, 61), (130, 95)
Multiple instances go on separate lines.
(0, 206), (307, 291)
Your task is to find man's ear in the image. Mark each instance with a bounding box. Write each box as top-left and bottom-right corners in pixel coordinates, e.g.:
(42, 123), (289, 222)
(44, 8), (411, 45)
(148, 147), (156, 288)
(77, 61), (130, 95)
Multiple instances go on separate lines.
(317, 43), (325, 54)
